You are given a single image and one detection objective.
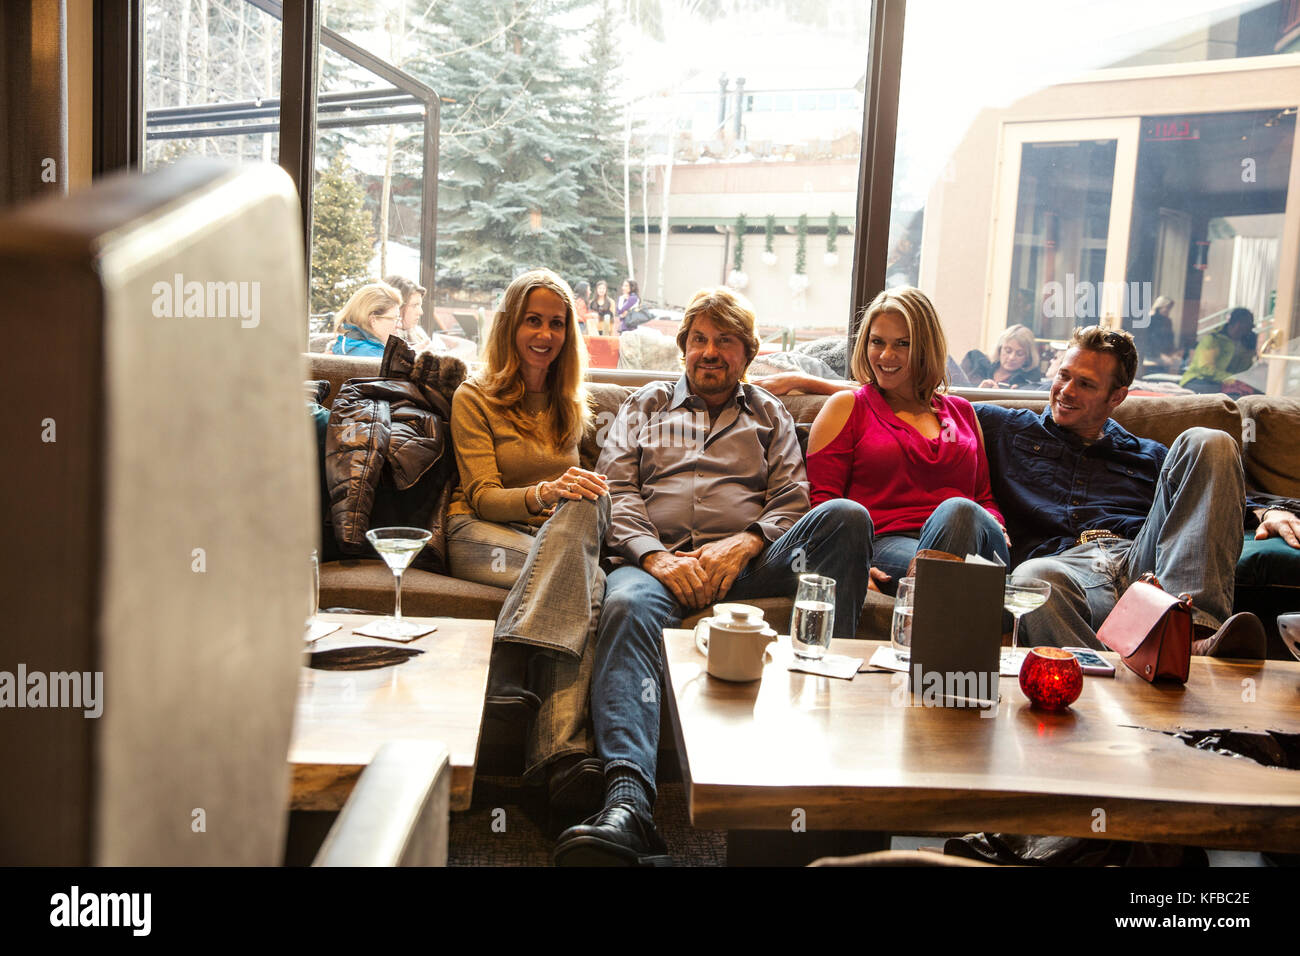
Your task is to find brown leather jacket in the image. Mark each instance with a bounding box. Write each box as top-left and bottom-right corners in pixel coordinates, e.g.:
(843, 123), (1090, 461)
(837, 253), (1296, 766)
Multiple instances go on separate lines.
(325, 338), (466, 571)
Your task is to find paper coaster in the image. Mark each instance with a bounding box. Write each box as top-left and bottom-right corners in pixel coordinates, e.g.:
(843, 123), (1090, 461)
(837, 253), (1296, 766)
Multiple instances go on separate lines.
(351, 619), (438, 642)
(304, 619), (342, 643)
(787, 653), (863, 680)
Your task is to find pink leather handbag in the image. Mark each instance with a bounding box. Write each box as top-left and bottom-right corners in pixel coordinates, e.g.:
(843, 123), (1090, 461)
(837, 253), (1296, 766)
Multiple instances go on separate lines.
(1096, 574), (1193, 683)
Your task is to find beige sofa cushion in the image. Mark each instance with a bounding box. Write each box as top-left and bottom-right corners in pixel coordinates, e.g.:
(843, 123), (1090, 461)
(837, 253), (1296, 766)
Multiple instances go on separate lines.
(309, 351), (381, 405)
(967, 393), (1242, 450)
(1236, 394), (1300, 497)
(320, 559), (506, 620)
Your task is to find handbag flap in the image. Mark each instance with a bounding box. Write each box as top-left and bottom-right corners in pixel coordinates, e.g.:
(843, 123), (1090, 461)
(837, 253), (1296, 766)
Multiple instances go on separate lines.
(1096, 580), (1180, 658)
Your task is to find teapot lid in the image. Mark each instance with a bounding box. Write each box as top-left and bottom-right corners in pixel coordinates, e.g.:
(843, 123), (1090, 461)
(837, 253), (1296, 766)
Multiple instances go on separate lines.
(713, 603), (766, 629)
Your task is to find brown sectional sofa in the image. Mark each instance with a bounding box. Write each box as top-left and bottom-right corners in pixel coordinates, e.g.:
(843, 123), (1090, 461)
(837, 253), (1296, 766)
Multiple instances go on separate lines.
(308, 352), (1300, 646)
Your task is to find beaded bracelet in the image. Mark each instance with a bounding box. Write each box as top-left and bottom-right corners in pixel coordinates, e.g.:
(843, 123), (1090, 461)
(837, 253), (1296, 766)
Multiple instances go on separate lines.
(532, 482), (546, 513)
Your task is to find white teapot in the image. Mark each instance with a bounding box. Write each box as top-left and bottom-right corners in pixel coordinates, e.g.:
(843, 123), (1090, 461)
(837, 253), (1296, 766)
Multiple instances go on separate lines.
(695, 603), (777, 682)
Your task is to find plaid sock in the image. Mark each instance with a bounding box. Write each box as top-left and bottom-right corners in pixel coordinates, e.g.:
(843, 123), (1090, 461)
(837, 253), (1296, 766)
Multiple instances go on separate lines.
(605, 767), (652, 819)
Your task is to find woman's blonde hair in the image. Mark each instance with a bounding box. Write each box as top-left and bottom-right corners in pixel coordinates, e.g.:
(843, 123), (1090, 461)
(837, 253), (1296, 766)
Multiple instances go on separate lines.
(334, 282), (402, 337)
(990, 323), (1038, 371)
(477, 268), (590, 449)
(850, 286), (949, 404)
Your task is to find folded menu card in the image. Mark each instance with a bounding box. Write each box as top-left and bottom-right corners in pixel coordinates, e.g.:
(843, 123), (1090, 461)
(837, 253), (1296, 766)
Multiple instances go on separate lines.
(907, 555), (1006, 708)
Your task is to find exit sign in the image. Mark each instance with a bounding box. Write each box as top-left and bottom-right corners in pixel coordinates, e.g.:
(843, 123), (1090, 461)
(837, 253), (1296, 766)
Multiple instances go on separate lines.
(1145, 120), (1199, 141)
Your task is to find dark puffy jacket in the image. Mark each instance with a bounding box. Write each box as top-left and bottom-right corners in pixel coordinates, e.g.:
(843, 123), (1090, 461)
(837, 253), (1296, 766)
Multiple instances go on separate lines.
(326, 338), (466, 571)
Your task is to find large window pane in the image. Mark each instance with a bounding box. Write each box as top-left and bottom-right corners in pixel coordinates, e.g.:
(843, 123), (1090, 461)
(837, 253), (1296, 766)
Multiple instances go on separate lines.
(319, 0), (871, 373)
(892, 0), (1300, 397)
(143, 1), (282, 170)
(308, 8), (440, 351)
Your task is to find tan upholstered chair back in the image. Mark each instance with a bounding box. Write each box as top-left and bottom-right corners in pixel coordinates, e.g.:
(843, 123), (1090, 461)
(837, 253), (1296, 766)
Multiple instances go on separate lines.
(0, 161), (315, 864)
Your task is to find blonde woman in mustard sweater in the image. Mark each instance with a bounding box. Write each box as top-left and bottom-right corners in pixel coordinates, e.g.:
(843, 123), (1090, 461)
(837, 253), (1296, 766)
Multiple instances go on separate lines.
(446, 268), (608, 821)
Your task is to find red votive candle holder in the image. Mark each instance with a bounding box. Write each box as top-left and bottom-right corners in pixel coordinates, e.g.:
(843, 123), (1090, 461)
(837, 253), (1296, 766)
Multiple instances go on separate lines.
(1018, 647), (1084, 710)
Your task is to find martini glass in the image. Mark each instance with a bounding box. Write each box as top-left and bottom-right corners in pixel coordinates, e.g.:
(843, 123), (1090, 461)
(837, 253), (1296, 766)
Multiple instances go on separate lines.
(366, 526), (432, 639)
(1002, 578), (1052, 670)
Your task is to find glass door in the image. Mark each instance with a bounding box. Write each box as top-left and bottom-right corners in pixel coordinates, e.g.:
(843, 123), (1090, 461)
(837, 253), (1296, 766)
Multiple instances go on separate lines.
(987, 118), (1140, 347)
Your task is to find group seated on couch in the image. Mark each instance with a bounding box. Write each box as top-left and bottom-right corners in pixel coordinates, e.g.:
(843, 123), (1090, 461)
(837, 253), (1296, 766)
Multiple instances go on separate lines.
(306, 350), (1300, 661)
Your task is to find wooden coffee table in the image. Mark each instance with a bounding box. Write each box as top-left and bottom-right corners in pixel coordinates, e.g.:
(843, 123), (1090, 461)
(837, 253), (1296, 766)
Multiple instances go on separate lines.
(663, 631), (1300, 854)
(289, 614), (494, 812)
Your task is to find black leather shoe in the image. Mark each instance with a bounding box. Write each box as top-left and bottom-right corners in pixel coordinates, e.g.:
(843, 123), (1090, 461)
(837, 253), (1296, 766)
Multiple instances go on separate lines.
(1193, 612), (1266, 660)
(547, 756), (604, 818)
(553, 803), (672, 866)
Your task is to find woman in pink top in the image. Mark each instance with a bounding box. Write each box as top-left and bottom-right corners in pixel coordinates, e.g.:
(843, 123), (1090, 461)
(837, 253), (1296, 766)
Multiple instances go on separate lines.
(803, 287), (1008, 593)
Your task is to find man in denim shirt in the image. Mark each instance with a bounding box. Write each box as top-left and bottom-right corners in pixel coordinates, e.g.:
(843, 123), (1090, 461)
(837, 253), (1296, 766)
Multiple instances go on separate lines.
(977, 326), (1290, 654)
(553, 287), (871, 866)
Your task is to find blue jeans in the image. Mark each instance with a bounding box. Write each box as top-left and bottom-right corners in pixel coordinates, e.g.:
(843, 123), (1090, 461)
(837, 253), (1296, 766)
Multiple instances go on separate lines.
(870, 497), (1010, 594)
(591, 499), (871, 798)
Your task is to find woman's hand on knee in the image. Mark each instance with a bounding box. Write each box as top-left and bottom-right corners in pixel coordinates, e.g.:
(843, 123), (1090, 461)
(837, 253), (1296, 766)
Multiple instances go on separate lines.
(549, 466), (608, 502)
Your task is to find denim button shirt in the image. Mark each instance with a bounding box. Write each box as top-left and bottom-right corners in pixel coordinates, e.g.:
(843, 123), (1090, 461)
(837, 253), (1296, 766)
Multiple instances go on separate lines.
(975, 405), (1168, 566)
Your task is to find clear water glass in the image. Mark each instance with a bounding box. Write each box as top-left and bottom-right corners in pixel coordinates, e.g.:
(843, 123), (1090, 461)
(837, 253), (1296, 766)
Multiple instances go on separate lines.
(890, 576), (915, 661)
(308, 547), (319, 626)
(791, 574), (835, 660)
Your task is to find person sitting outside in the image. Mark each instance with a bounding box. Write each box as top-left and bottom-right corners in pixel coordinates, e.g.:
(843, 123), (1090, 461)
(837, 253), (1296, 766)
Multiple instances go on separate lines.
(807, 287), (1009, 592)
(978, 326), (1299, 656)
(383, 274), (435, 352)
(961, 324), (1041, 389)
(1180, 307), (1257, 394)
(552, 286), (872, 866)
(329, 282), (402, 357)
(591, 280), (615, 335)
(615, 278), (641, 332)
(571, 280), (595, 335)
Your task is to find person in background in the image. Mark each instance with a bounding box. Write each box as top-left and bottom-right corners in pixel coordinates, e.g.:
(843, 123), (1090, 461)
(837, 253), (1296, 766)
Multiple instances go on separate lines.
(1127, 295), (1179, 373)
(384, 274), (434, 352)
(591, 280), (615, 335)
(329, 282), (402, 357)
(446, 269), (610, 821)
(572, 280), (595, 335)
(807, 287), (1009, 592)
(1180, 307), (1257, 394)
(961, 324), (1041, 389)
(615, 278), (640, 332)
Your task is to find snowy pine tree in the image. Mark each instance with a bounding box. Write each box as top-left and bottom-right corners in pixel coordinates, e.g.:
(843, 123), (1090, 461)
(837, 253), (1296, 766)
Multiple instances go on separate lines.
(310, 153), (375, 314)
(409, 0), (617, 293)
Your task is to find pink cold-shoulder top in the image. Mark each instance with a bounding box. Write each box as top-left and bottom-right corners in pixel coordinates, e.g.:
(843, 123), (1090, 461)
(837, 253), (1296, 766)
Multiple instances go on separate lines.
(807, 384), (1004, 536)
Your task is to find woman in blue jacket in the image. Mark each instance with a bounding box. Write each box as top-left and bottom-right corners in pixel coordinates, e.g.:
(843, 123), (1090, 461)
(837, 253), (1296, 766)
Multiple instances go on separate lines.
(330, 282), (403, 356)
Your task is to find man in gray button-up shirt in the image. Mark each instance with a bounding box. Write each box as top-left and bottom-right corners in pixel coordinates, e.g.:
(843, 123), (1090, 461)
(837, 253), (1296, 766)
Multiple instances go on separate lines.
(554, 287), (871, 866)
